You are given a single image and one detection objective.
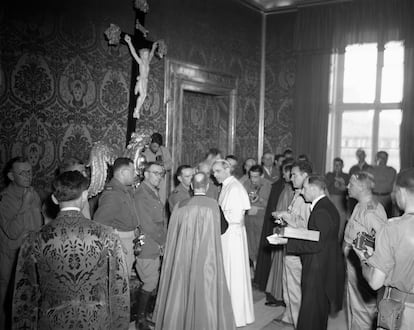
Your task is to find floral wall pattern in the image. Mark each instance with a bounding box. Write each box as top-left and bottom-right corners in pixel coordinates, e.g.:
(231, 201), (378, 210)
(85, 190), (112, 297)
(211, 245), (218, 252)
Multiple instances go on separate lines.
(0, 2), (134, 193)
(264, 13), (297, 155)
(145, 0), (263, 163)
(0, 0), (296, 194)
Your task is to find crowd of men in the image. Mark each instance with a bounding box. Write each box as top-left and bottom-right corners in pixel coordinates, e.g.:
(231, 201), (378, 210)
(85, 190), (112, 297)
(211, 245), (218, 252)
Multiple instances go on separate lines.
(1, 136), (414, 330)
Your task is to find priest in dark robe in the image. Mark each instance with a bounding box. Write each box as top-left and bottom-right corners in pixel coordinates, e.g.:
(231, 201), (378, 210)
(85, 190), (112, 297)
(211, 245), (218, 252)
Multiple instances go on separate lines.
(254, 158), (294, 297)
(271, 175), (345, 330)
(154, 172), (235, 330)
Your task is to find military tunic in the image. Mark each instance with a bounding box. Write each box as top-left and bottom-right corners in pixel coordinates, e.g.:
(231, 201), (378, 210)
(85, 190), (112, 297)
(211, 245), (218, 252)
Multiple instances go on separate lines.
(168, 183), (191, 213)
(134, 181), (167, 292)
(94, 177), (139, 277)
(0, 184), (43, 329)
(344, 199), (387, 330)
(369, 213), (414, 329)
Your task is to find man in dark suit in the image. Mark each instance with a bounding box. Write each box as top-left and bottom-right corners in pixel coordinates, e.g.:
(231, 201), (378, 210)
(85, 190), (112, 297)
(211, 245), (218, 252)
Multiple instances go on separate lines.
(272, 175), (345, 330)
(262, 152), (279, 183)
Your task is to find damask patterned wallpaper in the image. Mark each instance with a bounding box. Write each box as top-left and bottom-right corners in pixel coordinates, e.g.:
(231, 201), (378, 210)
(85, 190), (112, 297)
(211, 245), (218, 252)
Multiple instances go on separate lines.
(145, 0), (262, 163)
(0, 0), (296, 193)
(0, 2), (134, 192)
(264, 13), (296, 155)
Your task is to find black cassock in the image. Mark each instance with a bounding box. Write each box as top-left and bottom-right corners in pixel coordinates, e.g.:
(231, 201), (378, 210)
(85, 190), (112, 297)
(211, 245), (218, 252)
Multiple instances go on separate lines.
(254, 178), (284, 291)
(287, 196), (345, 330)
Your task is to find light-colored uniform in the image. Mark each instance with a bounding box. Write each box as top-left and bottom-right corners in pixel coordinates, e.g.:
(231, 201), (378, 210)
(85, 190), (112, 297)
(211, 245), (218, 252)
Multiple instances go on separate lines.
(368, 214), (414, 330)
(219, 175), (255, 327)
(279, 190), (310, 327)
(344, 199), (387, 330)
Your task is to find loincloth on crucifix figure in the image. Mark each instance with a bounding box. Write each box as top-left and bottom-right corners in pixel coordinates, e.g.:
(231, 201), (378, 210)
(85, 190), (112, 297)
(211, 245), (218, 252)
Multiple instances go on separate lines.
(124, 34), (158, 119)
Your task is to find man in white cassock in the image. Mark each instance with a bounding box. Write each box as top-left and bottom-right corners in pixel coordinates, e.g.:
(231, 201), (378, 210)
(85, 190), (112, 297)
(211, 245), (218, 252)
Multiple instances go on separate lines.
(212, 159), (255, 327)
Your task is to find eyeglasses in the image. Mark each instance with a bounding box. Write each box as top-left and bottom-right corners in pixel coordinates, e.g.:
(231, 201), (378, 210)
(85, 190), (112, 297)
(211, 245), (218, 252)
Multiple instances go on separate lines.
(14, 170), (32, 177)
(149, 171), (165, 177)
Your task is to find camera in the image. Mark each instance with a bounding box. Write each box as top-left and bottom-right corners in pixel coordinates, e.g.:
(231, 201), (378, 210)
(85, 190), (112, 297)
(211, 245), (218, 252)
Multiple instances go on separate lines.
(133, 226), (145, 256)
(353, 232), (375, 251)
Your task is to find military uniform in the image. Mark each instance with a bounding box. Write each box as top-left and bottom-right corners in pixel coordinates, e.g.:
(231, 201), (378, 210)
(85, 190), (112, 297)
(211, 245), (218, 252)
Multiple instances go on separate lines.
(141, 146), (172, 205)
(94, 177), (139, 277)
(134, 181), (167, 292)
(369, 213), (414, 329)
(168, 183), (191, 213)
(344, 199), (387, 330)
(0, 184), (43, 329)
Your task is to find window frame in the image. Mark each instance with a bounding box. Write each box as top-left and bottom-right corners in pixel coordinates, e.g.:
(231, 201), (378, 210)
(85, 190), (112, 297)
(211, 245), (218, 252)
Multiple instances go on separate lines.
(327, 42), (403, 172)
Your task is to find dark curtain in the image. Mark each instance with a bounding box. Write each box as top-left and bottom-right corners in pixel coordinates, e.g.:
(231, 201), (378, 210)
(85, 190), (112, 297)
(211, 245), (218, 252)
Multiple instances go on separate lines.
(293, 50), (331, 174)
(292, 0), (414, 172)
(400, 46), (414, 169)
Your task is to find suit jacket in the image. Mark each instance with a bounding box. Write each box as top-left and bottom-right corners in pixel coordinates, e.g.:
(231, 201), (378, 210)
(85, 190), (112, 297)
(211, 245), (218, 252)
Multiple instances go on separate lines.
(287, 196), (345, 313)
(263, 166), (279, 183)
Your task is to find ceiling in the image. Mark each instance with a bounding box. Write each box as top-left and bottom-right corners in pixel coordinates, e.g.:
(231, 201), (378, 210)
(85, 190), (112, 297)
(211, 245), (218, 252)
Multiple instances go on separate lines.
(239, 0), (351, 13)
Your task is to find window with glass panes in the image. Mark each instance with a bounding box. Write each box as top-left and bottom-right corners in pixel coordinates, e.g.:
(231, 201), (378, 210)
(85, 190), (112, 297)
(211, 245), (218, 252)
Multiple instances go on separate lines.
(326, 41), (403, 172)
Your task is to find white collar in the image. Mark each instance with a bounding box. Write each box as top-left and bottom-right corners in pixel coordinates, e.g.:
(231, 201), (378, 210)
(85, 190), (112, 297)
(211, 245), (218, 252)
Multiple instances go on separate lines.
(310, 194), (325, 211)
(61, 207), (81, 212)
(222, 175), (233, 186)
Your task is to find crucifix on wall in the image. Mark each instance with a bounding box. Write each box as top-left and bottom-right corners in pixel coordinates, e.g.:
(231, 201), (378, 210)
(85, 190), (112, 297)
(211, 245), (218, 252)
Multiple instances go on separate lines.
(104, 0), (167, 143)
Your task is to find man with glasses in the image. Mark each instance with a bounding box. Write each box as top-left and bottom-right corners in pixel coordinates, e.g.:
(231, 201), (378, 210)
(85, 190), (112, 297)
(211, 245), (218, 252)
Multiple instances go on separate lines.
(0, 157), (43, 329)
(134, 162), (167, 330)
(344, 171), (387, 330)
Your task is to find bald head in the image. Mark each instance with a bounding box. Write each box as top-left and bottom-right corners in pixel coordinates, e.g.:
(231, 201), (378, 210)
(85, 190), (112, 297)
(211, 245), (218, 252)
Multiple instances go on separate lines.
(192, 172), (209, 193)
(197, 162), (211, 175)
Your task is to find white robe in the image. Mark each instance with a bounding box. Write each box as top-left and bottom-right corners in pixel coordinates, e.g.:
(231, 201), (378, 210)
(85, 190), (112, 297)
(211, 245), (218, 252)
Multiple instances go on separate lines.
(219, 176), (255, 327)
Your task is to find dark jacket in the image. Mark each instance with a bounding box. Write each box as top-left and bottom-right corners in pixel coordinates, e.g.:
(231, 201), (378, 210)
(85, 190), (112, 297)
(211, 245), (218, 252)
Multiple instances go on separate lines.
(254, 178), (285, 290)
(287, 196), (345, 315)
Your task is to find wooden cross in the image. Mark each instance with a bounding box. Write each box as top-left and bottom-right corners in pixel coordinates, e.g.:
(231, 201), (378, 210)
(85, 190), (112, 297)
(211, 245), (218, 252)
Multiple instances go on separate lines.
(126, 3), (155, 143)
